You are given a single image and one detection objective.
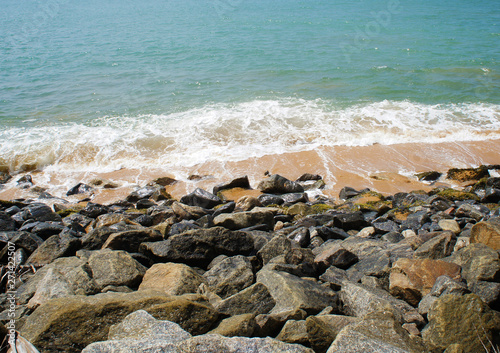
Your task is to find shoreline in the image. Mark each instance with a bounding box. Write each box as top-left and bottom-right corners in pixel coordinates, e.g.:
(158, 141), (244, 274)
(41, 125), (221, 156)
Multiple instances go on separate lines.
(0, 139), (499, 204)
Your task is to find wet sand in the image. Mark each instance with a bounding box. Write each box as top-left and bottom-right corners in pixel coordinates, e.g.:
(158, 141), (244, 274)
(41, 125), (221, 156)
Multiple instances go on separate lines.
(1, 139), (499, 204)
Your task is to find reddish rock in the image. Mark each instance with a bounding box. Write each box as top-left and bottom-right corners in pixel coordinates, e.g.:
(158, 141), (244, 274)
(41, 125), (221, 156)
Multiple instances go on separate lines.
(389, 258), (462, 306)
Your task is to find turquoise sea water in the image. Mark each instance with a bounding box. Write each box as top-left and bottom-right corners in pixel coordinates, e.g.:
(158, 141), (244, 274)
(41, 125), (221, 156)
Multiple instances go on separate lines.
(0, 0), (499, 173)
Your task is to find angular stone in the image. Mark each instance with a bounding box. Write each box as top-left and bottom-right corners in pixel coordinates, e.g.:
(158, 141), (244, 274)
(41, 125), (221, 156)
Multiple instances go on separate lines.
(257, 174), (304, 194)
(235, 195), (262, 211)
(471, 220), (500, 250)
(81, 226), (115, 250)
(203, 255), (254, 299)
(254, 308), (307, 337)
(20, 290), (176, 353)
(88, 249), (147, 290)
(180, 188), (222, 209)
(18, 256), (97, 304)
(146, 297), (219, 335)
(315, 245), (358, 271)
(468, 281), (500, 309)
(213, 176), (251, 194)
(258, 235), (297, 264)
(446, 243), (500, 282)
(208, 313), (257, 337)
(140, 227), (254, 268)
(139, 263), (205, 296)
(215, 283), (276, 316)
(413, 231), (456, 259)
(27, 267), (75, 309)
(179, 334), (314, 353)
(455, 203), (488, 221)
(27, 230), (81, 266)
(389, 258), (462, 306)
(67, 183), (94, 196)
(106, 309), (191, 342)
(340, 281), (423, 325)
(102, 228), (162, 253)
(306, 315), (358, 353)
(257, 268), (338, 315)
(319, 266), (348, 290)
(333, 211), (368, 231)
(214, 210), (274, 230)
(276, 320), (309, 345)
(422, 294), (500, 353)
(172, 201), (208, 220)
(327, 311), (426, 353)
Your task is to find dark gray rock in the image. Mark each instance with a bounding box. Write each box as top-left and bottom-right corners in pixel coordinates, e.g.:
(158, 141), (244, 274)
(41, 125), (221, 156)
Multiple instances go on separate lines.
(215, 283), (276, 316)
(333, 212), (368, 231)
(203, 255), (254, 299)
(67, 183), (94, 196)
(180, 188), (222, 209)
(169, 220), (201, 236)
(257, 235), (297, 264)
(414, 231), (456, 259)
(258, 194), (285, 206)
(287, 227), (310, 248)
(257, 268), (338, 315)
(80, 203), (110, 219)
(282, 193), (309, 205)
(30, 221), (66, 239)
(102, 228), (163, 253)
(257, 174), (304, 194)
(0, 212), (16, 231)
(213, 176), (251, 194)
(140, 227), (254, 268)
(27, 230), (81, 266)
(338, 187), (369, 200)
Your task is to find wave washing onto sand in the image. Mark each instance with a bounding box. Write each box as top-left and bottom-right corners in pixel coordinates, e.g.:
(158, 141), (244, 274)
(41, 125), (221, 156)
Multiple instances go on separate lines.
(1, 99), (500, 173)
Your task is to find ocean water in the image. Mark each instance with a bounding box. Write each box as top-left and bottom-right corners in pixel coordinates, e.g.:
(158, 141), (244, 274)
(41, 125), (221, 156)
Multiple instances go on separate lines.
(0, 0), (499, 190)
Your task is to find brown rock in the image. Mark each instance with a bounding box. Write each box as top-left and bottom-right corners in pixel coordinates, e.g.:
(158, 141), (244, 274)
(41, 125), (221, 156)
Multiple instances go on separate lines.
(208, 314), (257, 337)
(422, 294), (500, 353)
(139, 263), (206, 296)
(235, 195), (262, 211)
(389, 258), (462, 306)
(471, 220), (500, 250)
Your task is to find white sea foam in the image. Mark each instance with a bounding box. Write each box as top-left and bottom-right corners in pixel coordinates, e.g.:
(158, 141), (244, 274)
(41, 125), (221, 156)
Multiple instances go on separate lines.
(1, 99), (499, 173)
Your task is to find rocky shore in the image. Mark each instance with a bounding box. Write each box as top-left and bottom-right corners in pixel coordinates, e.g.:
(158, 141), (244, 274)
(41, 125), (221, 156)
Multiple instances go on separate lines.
(1, 166), (500, 353)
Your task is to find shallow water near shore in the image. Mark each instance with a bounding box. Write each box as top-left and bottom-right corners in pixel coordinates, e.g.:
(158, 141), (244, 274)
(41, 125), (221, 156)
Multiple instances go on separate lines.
(1, 0), (499, 201)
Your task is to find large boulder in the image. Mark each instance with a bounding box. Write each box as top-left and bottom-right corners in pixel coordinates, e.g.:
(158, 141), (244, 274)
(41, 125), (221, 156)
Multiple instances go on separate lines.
(257, 235), (298, 264)
(389, 258), (462, 306)
(17, 256), (97, 304)
(257, 268), (338, 315)
(139, 227), (254, 268)
(422, 294), (500, 353)
(20, 290), (176, 352)
(139, 263), (206, 296)
(257, 174), (304, 194)
(82, 310), (191, 352)
(203, 255), (254, 298)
